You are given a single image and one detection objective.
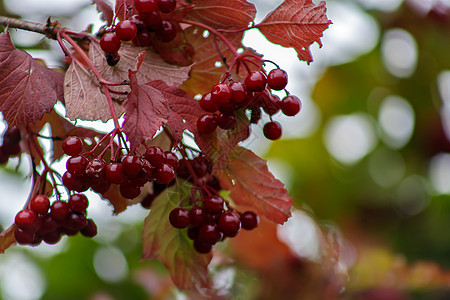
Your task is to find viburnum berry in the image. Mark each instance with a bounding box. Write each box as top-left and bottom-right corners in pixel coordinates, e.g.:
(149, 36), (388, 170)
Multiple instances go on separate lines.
(263, 121), (282, 140)
(193, 238), (212, 254)
(115, 20), (138, 41)
(3, 126), (21, 145)
(229, 82), (249, 104)
(42, 231), (62, 245)
(218, 211), (241, 237)
(119, 181), (141, 199)
(68, 194), (89, 213)
(135, 0), (158, 13)
(199, 92), (219, 113)
(100, 32), (121, 53)
(190, 206), (208, 227)
(65, 211), (88, 230)
(157, 0), (176, 13)
(211, 83), (232, 104)
(105, 162), (125, 184)
(144, 146), (166, 166)
(240, 211), (259, 230)
(267, 69), (288, 90)
(129, 14), (146, 32)
(122, 155), (143, 176)
(245, 71), (267, 92)
(280, 95), (302, 116)
(216, 113), (237, 130)
(250, 107), (261, 124)
(198, 224), (222, 244)
(81, 219), (98, 237)
(50, 200), (70, 221)
(140, 11), (162, 30)
(62, 136), (83, 156)
(62, 171), (89, 192)
(66, 155), (89, 176)
(204, 195), (224, 214)
(262, 93), (281, 116)
(169, 207), (191, 229)
(30, 195), (50, 215)
(155, 163), (175, 184)
(90, 179), (111, 195)
(155, 20), (177, 42)
(132, 31), (153, 47)
(14, 227), (36, 245)
(197, 114), (217, 134)
(164, 151), (179, 170)
(85, 158), (106, 182)
(15, 209), (38, 231)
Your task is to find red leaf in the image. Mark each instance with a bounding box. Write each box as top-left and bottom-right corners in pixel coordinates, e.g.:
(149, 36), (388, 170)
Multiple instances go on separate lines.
(147, 80), (203, 142)
(92, 0), (114, 26)
(115, 0), (133, 21)
(216, 147), (292, 224)
(186, 0), (256, 29)
(0, 225), (16, 254)
(142, 181), (212, 290)
(0, 33), (64, 127)
(255, 0), (331, 63)
(123, 69), (169, 150)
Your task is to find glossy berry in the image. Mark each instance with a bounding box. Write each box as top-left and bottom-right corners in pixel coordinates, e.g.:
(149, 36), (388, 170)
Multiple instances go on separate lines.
(14, 227), (35, 245)
(115, 20), (138, 41)
(144, 146), (166, 166)
(30, 195), (50, 215)
(39, 214), (59, 234)
(263, 121), (282, 140)
(140, 11), (162, 30)
(62, 136), (83, 156)
(105, 52), (120, 66)
(66, 155), (89, 176)
(187, 225), (199, 240)
(216, 113), (237, 130)
(104, 162), (125, 184)
(199, 224), (221, 244)
(281, 95), (302, 116)
(15, 209), (38, 231)
(122, 155), (143, 176)
(229, 82), (249, 104)
(62, 171), (89, 192)
(129, 14), (146, 32)
(81, 219), (98, 237)
(193, 238), (212, 254)
(119, 181), (141, 199)
(204, 195), (224, 214)
(219, 101), (237, 114)
(240, 211), (259, 230)
(42, 231), (62, 245)
(155, 20), (177, 42)
(190, 206), (208, 227)
(211, 83), (232, 104)
(169, 207), (191, 228)
(135, 0), (158, 13)
(155, 163), (175, 184)
(164, 151), (179, 170)
(85, 158), (106, 182)
(100, 32), (121, 53)
(157, 0), (176, 13)
(132, 30), (153, 47)
(68, 194), (89, 213)
(50, 200), (70, 221)
(219, 211), (241, 237)
(244, 71), (267, 92)
(90, 179), (111, 195)
(267, 69), (288, 90)
(262, 94), (280, 116)
(65, 212), (88, 230)
(197, 114), (217, 134)
(199, 92), (219, 113)
(139, 159), (155, 181)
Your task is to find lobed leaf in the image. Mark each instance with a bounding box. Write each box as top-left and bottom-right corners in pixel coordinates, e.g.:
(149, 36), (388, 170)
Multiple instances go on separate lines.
(92, 0), (114, 26)
(142, 180), (212, 290)
(216, 146), (292, 224)
(0, 32), (64, 127)
(255, 0), (331, 63)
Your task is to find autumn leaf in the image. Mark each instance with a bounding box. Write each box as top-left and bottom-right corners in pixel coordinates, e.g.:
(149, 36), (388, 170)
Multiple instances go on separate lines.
(186, 0), (256, 30)
(0, 32), (64, 127)
(255, 0), (331, 63)
(216, 147), (292, 224)
(147, 80), (203, 142)
(0, 225), (16, 254)
(92, 0), (114, 26)
(142, 180), (212, 290)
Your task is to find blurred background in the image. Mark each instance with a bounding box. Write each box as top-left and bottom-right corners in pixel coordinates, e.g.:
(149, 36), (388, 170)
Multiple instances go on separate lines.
(1, 0), (450, 299)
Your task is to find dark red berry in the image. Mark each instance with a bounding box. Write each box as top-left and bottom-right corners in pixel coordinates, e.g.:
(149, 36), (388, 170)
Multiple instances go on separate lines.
(187, 225), (199, 240)
(198, 224), (221, 244)
(105, 162), (126, 184)
(193, 238), (212, 253)
(122, 155), (143, 176)
(139, 158), (155, 181)
(0, 146), (9, 164)
(90, 179), (111, 195)
(262, 93), (281, 116)
(63, 171), (89, 192)
(157, 0), (176, 13)
(192, 156), (211, 178)
(250, 107), (261, 124)
(14, 227), (35, 245)
(155, 20), (177, 42)
(135, 0), (158, 13)
(65, 211), (88, 230)
(244, 71), (267, 92)
(50, 200), (70, 221)
(211, 83), (232, 104)
(3, 143), (20, 156)
(204, 195), (224, 214)
(42, 231), (62, 244)
(219, 101), (238, 114)
(267, 69), (288, 90)
(197, 114), (217, 134)
(68, 194), (89, 213)
(66, 155), (89, 176)
(115, 20), (137, 41)
(144, 146), (166, 166)
(62, 136), (83, 156)
(119, 181), (141, 199)
(39, 214), (59, 234)
(218, 211), (241, 236)
(105, 51), (120, 66)
(280, 95), (302, 116)
(190, 206), (208, 227)
(164, 151), (179, 170)
(132, 30), (153, 47)
(129, 14), (146, 32)
(263, 121), (282, 140)
(85, 158), (106, 182)
(30, 195), (50, 215)
(169, 207), (191, 228)
(199, 92), (219, 113)
(155, 163), (175, 184)
(229, 82), (249, 104)
(81, 219), (98, 237)
(15, 209), (38, 231)
(216, 113), (237, 130)
(140, 11), (162, 30)
(240, 211), (259, 230)
(61, 226), (79, 236)
(100, 32), (121, 53)
(140, 192), (155, 209)
(3, 126), (21, 144)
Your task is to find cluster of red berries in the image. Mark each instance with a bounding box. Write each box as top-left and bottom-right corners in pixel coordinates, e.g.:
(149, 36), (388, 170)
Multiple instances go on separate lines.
(197, 68), (302, 140)
(0, 126), (21, 164)
(14, 194), (97, 246)
(62, 136), (178, 199)
(100, 0), (178, 65)
(169, 195), (259, 254)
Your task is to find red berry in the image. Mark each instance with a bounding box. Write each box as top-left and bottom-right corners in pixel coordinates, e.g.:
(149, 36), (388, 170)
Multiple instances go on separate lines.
(90, 179), (111, 195)
(105, 162), (126, 184)
(199, 92), (219, 113)
(129, 14), (146, 32)
(115, 20), (138, 41)
(193, 238), (212, 253)
(81, 219), (98, 237)
(30, 195), (50, 215)
(105, 51), (120, 66)
(155, 163), (175, 184)
(204, 195), (224, 214)
(119, 181), (141, 199)
(216, 113), (237, 130)
(267, 69), (288, 90)
(157, 0), (176, 13)
(190, 206), (208, 227)
(38, 214), (59, 234)
(62, 171), (89, 192)
(135, 0), (158, 13)
(164, 151), (179, 170)
(263, 121), (282, 140)
(219, 101), (237, 114)
(140, 192), (155, 209)
(132, 30), (153, 47)
(280, 95), (302, 116)
(3, 126), (21, 145)
(42, 231), (62, 245)
(197, 114), (217, 134)
(100, 32), (121, 53)
(262, 93), (280, 116)
(85, 158), (106, 182)
(14, 227), (35, 245)
(62, 136), (83, 156)
(240, 211), (259, 230)
(50, 200), (70, 221)
(211, 83), (232, 104)
(199, 224), (221, 244)
(244, 71), (267, 92)
(218, 211), (241, 236)
(192, 156), (211, 177)
(140, 11), (162, 30)
(229, 82), (249, 104)
(15, 209), (38, 231)
(139, 158), (155, 181)
(65, 211), (88, 230)
(122, 155), (143, 176)
(144, 146), (166, 166)
(169, 207), (191, 228)
(68, 194), (89, 213)
(66, 155), (89, 176)
(155, 20), (177, 42)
